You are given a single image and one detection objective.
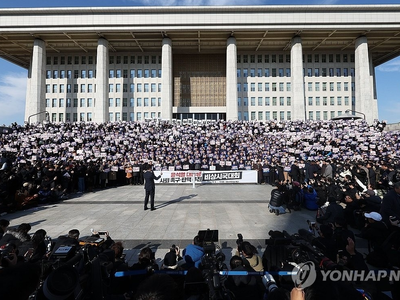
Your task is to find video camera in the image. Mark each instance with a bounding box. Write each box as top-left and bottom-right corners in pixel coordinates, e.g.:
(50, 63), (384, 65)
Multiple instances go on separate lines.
(263, 230), (338, 273)
(198, 229), (219, 255)
(197, 229), (230, 300)
(31, 229), (114, 300)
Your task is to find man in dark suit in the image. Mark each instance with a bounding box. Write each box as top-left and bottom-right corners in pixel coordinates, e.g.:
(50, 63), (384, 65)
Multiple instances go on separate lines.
(143, 164), (162, 211)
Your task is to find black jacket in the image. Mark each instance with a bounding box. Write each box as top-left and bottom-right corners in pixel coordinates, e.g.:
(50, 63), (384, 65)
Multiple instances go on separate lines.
(143, 170), (161, 191)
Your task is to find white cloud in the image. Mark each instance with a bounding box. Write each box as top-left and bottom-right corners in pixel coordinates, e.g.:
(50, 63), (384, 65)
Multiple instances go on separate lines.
(0, 72), (27, 125)
(377, 58), (400, 73)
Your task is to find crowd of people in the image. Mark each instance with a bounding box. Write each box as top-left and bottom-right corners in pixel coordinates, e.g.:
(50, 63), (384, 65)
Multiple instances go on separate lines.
(1, 118), (400, 298)
(0, 118), (399, 212)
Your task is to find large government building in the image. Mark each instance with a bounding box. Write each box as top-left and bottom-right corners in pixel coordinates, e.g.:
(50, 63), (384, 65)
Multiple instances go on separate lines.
(1, 5), (400, 124)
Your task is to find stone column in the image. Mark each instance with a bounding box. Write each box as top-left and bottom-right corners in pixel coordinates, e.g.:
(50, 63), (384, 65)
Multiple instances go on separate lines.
(290, 36), (305, 121)
(355, 36), (375, 123)
(25, 38), (46, 124)
(370, 53), (379, 122)
(226, 37), (238, 121)
(161, 38), (173, 121)
(94, 38), (109, 123)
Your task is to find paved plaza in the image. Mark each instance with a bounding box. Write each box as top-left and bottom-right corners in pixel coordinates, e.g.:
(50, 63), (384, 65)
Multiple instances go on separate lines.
(4, 183), (322, 265)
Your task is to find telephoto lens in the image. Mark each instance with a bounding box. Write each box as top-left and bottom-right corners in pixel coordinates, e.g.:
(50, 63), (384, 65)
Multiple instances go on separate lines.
(262, 273), (278, 293)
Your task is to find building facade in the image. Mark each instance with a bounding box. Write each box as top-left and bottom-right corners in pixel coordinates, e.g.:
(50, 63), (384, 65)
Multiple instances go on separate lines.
(1, 5), (399, 124)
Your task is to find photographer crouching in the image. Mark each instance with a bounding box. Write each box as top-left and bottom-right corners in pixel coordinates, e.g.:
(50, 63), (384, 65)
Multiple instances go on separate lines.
(235, 234), (264, 272)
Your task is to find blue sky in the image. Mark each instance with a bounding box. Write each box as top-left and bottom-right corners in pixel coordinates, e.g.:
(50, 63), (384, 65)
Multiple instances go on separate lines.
(1, 0), (400, 125)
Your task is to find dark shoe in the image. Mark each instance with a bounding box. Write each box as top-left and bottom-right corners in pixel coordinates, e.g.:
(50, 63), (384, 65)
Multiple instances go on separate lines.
(151, 207), (156, 211)
(144, 207), (149, 210)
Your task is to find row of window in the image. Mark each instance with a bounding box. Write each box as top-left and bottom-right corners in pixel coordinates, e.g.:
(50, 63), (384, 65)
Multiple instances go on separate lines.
(109, 69), (161, 79)
(238, 82), (292, 92)
(45, 97), (163, 108)
(50, 112), (140, 123)
(46, 84), (94, 94)
(46, 98), (95, 108)
(305, 53), (355, 64)
(306, 81), (354, 92)
(240, 110), (345, 121)
(50, 112), (93, 122)
(237, 68), (291, 78)
(46, 83), (162, 94)
(239, 97), (292, 107)
(237, 81), (354, 93)
(46, 69), (95, 80)
(45, 68), (163, 80)
(108, 83), (162, 93)
(305, 67), (355, 77)
(110, 97), (162, 107)
(237, 67), (355, 78)
(237, 53), (354, 64)
(307, 96), (355, 107)
(46, 55), (162, 66)
(46, 56), (95, 66)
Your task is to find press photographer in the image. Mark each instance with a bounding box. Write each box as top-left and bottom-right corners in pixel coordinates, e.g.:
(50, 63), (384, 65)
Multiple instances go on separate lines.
(235, 234), (263, 272)
(31, 228), (121, 299)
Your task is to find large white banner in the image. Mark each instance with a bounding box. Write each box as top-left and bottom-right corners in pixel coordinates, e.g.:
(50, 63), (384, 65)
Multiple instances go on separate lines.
(154, 170), (257, 184)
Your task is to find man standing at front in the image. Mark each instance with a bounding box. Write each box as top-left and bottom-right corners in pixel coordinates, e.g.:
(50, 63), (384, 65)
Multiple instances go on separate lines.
(143, 164), (162, 211)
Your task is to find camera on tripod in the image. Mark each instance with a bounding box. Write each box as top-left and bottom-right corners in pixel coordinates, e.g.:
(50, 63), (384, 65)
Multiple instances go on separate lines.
(197, 229), (231, 300)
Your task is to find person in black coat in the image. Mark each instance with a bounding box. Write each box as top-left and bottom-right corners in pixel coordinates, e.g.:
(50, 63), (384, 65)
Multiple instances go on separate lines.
(356, 212), (389, 250)
(290, 161), (301, 183)
(380, 182), (400, 225)
(224, 255), (265, 300)
(143, 164), (162, 211)
(316, 197), (344, 225)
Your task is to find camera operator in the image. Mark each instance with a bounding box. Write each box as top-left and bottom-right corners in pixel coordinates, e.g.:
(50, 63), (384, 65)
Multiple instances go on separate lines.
(161, 244), (182, 270)
(236, 241), (264, 272)
(316, 197), (344, 226)
(311, 224), (337, 262)
(341, 237), (370, 280)
(355, 212), (389, 250)
(90, 230), (115, 251)
(49, 229), (80, 258)
(332, 217), (355, 253)
(129, 247), (159, 272)
(127, 247), (159, 297)
(0, 223), (31, 249)
(224, 255), (265, 300)
(23, 229), (47, 263)
(182, 235), (205, 269)
(108, 241), (130, 295)
(360, 188), (382, 213)
(343, 188), (362, 227)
